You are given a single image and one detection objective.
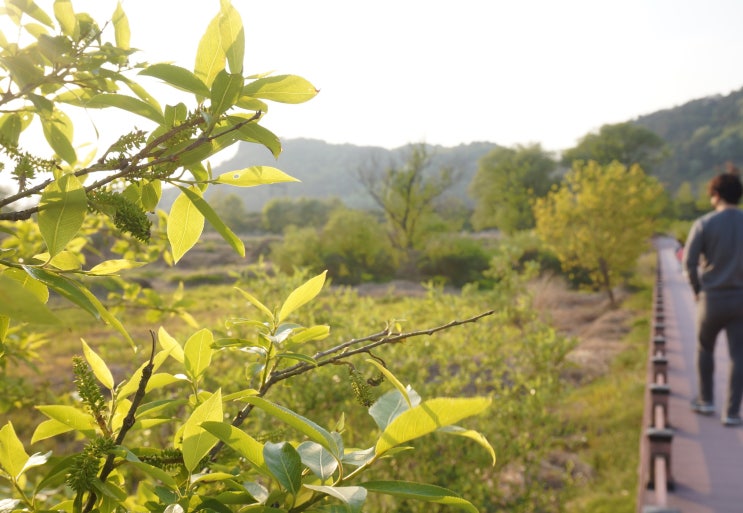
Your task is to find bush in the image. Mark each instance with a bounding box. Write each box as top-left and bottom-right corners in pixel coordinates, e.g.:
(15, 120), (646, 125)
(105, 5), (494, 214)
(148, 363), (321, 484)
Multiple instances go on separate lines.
(418, 234), (492, 286)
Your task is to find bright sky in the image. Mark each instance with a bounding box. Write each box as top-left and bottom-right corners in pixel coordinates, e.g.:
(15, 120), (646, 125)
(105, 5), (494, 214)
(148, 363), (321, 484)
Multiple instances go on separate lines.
(12, 0), (743, 157)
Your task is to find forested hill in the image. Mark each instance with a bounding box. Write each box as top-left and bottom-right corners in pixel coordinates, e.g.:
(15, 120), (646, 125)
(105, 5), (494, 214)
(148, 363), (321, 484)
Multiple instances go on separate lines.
(634, 86), (743, 192)
(208, 139), (498, 211)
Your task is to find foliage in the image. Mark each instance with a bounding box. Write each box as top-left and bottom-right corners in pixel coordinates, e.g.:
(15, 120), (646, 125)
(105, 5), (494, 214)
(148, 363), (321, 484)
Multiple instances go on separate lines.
(417, 234), (493, 287)
(635, 87), (743, 191)
(561, 122), (668, 175)
(0, 2), (494, 512)
(469, 144), (557, 233)
(262, 196), (344, 233)
(533, 161), (666, 305)
(270, 208), (397, 285)
(359, 144), (457, 253)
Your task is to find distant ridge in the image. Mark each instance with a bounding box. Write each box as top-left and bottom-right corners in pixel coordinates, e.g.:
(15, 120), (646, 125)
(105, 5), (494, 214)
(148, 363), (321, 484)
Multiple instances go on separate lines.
(206, 139), (499, 211)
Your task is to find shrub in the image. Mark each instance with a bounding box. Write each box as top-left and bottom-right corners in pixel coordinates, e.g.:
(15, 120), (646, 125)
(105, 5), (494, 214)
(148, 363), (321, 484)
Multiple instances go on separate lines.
(418, 234), (492, 287)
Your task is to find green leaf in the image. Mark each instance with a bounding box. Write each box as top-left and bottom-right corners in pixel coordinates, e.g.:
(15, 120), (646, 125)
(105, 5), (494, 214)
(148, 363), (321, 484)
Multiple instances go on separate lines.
(242, 75), (318, 104)
(22, 267), (134, 348)
(360, 481), (478, 513)
(53, 0), (77, 37)
(36, 405), (96, 433)
(366, 360), (412, 408)
(201, 421), (266, 473)
(158, 327), (184, 363)
(167, 189), (205, 264)
(38, 173), (86, 257)
(263, 442), (302, 496)
(219, 1), (243, 74)
(438, 426), (496, 466)
(141, 180), (161, 211)
(21, 266), (97, 318)
(0, 275), (59, 324)
(304, 485), (367, 513)
(184, 328), (214, 381)
(375, 397), (491, 457)
(242, 396), (339, 457)
(0, 422), (29, 480)
(81, 339), (114, 390)
(0, 54), (43, 89)
(182, 389), (223, 472)
(234, 287), (274, 320)
(194, 12), (225, 89)
(287, 325), (330, 344)
(87, 259), (145, 276)
(85, 94), (164, 124)
(35, 250), (82, 271)
(369, 388), (421, 431)
(139, 63), (210, 97)
(10, 0), (53, 25)
(297, 442), (338, 482)
(40, 111), (76, 164)
(216, 166), (299, 188)
(210, 70), (243, 118)
(31, 418), (73, 443)
(116, 350), (171, 400)
(177, 186), (244, 258)
(275, 352), (316, 366)
(112, 1), (129, 50)
(126, 460), (177, 488)
(225, 116), (281, 158)
(278, 271), (327, 323)
(0, 113), (22, 145)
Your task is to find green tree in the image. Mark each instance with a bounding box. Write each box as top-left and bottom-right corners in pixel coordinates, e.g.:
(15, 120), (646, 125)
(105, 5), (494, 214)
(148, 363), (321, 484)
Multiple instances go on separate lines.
(533, 160), (666, 305)
(469, 144), (556, 233)
(0, 2), (493, 512)
(359, 144), (455, 253)
(561, 122), (668, 174)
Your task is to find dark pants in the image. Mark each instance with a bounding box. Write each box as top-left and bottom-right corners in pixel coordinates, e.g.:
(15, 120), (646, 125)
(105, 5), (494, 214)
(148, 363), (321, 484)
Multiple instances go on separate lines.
(696, 291), (743, 417)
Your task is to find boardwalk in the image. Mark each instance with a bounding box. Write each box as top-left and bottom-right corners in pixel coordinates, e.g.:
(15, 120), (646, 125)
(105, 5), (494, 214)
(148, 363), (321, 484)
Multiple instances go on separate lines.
(639, 240), (743, 512)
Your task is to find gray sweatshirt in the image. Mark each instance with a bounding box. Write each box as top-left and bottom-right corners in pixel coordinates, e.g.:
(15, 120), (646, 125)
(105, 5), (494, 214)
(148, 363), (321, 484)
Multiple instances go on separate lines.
(683, 208), (743, 295)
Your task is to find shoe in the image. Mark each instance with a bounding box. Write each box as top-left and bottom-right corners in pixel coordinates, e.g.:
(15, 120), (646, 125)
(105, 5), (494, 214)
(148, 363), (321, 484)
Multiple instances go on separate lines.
(691, 399), (715, 415)
(722, 415), (742, 427)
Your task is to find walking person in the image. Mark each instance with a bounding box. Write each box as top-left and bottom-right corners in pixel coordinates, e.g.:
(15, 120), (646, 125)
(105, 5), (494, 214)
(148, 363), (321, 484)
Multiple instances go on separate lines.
(683, 165), (743, 426)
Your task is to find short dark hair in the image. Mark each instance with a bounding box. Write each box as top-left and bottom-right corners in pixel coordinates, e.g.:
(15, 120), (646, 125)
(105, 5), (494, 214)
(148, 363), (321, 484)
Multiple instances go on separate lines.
(708, 170), (743, 204)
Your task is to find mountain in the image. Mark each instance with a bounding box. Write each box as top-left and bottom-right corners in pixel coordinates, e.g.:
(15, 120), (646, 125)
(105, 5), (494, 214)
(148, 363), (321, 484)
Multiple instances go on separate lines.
(634, 86), (743, 192)
(204, 139), (499, 211)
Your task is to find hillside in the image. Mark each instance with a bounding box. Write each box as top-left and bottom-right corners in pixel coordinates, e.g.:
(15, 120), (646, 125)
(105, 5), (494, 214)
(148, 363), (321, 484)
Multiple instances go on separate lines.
(634, 86), (743, 192)
(201, 139), (498, 212)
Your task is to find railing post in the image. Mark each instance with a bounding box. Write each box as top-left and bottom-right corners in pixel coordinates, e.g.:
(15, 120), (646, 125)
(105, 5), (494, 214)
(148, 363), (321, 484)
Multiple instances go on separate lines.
(646, 427), (675, 491)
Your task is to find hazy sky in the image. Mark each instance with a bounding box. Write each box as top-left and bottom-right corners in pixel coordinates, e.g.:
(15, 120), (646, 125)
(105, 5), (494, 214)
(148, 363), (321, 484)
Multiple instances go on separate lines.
(15, 1), (743, 157)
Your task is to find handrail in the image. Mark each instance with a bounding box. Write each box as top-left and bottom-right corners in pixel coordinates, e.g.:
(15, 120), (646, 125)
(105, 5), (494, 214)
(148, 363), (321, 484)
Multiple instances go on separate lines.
(638, 252), (680, 513)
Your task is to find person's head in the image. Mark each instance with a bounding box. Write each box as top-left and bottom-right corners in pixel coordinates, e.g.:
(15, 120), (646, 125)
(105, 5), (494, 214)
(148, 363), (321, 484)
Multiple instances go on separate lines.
(707, 168), (743, 205)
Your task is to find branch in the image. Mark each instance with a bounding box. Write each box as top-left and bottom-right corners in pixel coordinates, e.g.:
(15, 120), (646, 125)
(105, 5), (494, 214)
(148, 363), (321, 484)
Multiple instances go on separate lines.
(83, 331), (157, 513)
(207, 309), (495, 461)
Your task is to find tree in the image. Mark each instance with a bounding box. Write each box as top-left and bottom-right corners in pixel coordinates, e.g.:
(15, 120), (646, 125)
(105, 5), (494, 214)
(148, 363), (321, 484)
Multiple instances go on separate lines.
(533, 160), (666, 305)
(0, 2), (493, 512)
(561, 122), (668, 174)
(359, 144), (456, 253)
(469, 144), (556, 233)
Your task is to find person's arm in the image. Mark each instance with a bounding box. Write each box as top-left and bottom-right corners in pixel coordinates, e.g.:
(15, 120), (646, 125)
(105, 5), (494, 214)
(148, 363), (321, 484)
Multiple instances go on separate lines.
(683, 221), (703, 296)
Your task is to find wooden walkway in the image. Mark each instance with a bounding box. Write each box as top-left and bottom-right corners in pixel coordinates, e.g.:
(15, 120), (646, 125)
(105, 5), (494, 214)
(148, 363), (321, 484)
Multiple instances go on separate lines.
(638, 239), (743, 513)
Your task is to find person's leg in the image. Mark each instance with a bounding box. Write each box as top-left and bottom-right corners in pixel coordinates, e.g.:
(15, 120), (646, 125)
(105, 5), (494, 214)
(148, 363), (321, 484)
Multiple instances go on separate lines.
(724, 298), (743, 418)
(697, 294), (723, 405)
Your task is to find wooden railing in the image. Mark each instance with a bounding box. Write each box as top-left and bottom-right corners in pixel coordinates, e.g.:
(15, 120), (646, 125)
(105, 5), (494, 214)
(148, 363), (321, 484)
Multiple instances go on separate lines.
(637, 254), (681, 513)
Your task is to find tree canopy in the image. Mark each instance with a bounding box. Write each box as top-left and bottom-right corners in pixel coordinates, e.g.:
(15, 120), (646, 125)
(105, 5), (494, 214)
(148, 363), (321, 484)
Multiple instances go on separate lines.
(533, 160), (666, 305)
(560, 122), (668, 174)
(469, 143), (556, 233)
